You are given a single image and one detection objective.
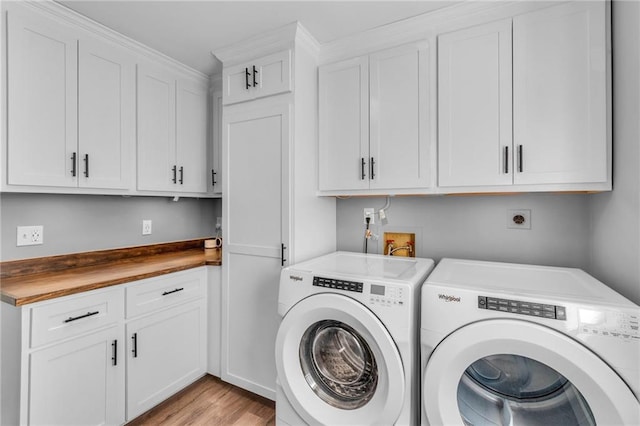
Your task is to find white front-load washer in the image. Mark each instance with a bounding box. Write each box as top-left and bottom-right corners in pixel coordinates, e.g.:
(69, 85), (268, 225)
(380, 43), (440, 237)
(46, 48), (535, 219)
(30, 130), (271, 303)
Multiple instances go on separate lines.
(276, 251), (435, 425)
(421, 258), (640, 426)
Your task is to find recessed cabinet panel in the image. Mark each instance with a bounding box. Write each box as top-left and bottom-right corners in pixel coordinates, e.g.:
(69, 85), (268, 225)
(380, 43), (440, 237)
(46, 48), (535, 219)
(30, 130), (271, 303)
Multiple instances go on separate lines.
(126, 301), (205, 421)
(370, 42), (430, 189)
(177, 79), (209, 193)
(318, 57), (369, 191)
(7, 8), (78, 187)
(79, 36), (135, 190)
(29, 326), (124, 426)
(225, 106), (288, 251)
(137, 63), (177, 192)
(438, 20), (513, 187)
(513, 1), (608, 185)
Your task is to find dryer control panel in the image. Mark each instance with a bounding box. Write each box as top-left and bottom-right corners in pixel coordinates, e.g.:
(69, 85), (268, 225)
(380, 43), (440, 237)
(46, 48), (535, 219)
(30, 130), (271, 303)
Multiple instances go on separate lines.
(313, 276), (363, 293)
(478, 296), (566, 320)
(369, 284), (405, 307)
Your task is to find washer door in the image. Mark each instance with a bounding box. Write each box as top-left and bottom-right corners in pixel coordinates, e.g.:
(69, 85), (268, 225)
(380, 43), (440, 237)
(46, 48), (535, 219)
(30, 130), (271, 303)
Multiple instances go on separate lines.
(276, 293), (405, 425)
(423, 319), (639, 426)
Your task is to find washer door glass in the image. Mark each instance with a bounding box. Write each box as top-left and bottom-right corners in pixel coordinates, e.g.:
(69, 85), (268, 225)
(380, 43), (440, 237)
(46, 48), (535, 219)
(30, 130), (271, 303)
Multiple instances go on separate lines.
(457, 354), (595, 426)
(299, 320), (378, 410)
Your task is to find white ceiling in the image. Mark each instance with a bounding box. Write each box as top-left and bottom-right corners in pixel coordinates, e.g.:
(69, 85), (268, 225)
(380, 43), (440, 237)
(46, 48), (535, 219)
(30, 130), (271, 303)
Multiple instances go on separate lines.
(57, 0), (456, 76)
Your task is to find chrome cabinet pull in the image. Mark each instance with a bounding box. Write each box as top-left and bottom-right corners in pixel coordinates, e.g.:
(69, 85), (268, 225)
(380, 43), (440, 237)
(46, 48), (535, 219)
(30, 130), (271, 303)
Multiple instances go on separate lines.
(162, 287), (184, 296)
(64, 310), (99, 323)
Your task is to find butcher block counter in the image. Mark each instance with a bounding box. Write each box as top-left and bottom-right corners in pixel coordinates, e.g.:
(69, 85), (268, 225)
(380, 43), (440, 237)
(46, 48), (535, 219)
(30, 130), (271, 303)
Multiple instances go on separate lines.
(0, 238), (221, 306)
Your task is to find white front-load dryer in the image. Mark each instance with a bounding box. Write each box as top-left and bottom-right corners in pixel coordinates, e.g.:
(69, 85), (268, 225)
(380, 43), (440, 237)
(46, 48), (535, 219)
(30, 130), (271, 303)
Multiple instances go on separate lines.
(420, 258), (640, 426)
(276, 251), (435, 425)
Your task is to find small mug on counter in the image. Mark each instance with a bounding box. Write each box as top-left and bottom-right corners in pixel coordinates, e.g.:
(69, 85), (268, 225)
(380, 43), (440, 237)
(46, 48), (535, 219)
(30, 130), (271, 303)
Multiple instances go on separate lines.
(204, 237), (222, 249)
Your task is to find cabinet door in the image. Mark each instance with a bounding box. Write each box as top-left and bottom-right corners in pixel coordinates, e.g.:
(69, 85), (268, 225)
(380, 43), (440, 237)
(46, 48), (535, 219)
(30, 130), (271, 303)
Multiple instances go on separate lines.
(126, 301), (206, 421)
(318, 57), (369, 191)
(513, 1), (608, 185)
(223, 50), (292, 105)
(210, 91), (223, 194)
(7, 8), (78, 187)
(222, 103), (290, 399)
(438, 20), (513, 187)
(79, 36), (135, 190)
(369, 42), (431, 190)
(137, 63), (177, 191)
(176, 78), (208, 193)
(29, 326), (124, 426)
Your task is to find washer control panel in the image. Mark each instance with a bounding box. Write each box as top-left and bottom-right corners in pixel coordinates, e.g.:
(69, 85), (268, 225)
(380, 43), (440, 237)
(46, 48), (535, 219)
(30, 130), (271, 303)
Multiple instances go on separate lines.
(478, 296), (566, 320)
(369, 284), (405, 307)
(313, 276), (363, 293)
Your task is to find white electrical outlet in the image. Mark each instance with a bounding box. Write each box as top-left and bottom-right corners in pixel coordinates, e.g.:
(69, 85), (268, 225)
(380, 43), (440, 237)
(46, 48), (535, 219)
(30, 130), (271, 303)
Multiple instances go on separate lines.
(17, 225), (44, 246)
(507, 209), (531, 230)
(363, 208), (375, 224)
(142, 220), (152, 235)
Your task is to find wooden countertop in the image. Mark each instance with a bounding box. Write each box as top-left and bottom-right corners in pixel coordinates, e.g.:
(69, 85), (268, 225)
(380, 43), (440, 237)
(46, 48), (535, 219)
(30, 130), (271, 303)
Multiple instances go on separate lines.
(0, 239), (221, 307)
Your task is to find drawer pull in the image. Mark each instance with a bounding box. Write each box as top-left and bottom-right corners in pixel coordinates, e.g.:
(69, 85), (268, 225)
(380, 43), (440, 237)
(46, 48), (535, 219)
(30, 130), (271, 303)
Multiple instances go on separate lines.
(63, 310), (99, 323)
(162, 287), (184, 296)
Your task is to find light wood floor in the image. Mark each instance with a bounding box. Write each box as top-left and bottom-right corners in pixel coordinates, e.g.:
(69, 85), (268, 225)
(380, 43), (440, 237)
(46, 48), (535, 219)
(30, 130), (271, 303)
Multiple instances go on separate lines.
(127, 375), (276, 426)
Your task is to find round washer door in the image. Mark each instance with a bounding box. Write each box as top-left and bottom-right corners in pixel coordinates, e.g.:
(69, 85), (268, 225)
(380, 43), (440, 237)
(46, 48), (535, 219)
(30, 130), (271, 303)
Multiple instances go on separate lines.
(276, 293), (405, 425)
(423, 319), (639, 426)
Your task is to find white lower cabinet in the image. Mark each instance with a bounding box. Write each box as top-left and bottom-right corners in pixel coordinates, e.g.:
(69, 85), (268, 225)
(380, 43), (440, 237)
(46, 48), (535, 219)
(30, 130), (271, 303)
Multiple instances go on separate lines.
(126, 300), (206, 421)
(28, 326), (125, 426)
(1, 267), (208, 426)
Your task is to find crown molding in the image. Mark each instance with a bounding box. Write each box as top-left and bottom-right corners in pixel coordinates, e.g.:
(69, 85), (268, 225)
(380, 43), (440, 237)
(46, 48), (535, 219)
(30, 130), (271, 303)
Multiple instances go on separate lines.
(14, 0), (209, 81)
(213, 21), (319, 66)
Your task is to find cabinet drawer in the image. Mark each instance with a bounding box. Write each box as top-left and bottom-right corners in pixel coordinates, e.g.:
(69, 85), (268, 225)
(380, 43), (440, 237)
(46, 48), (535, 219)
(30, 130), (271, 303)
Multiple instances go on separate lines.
(30, 287), (124, 348)
(126, 268), (206, 319)
(223, 50), (292, 105)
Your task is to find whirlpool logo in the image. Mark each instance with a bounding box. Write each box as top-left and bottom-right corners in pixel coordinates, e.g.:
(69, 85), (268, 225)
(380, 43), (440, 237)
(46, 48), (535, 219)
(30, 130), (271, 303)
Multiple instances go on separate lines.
(289, 275), (303, 282)
(438, 294), (461, 303)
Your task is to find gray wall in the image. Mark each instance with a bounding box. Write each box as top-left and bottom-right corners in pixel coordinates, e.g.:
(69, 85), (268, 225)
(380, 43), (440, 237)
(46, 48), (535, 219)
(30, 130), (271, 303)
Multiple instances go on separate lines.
(337, 194), (591, 269)
(337, 1), (640, 305)
(0, 193), (220, 261)
(588, 0), (640, 304)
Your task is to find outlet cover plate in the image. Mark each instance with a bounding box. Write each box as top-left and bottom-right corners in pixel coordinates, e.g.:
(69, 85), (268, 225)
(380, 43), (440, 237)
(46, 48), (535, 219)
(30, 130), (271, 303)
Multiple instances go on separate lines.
(142, 220), (152, 235)
(17, 225), (44, 246)
(363, 208), (375, 224)
(507, 209), (531, 229)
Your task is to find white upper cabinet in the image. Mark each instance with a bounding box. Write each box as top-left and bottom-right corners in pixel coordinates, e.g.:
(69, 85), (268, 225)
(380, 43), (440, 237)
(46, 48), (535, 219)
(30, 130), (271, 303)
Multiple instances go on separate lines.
(78, 35), (136, 190)
(6, 7), (135, 190)
(319, 41), (431, 194)
(7, 7), (79, 187)
(137, 61), (208, 194)
(318, 57), (369, 191)
(223, 50), (292, 105)
(438, 20), (513, 187)
(513, 1), (608, 185)
(438, 1), (609, 191)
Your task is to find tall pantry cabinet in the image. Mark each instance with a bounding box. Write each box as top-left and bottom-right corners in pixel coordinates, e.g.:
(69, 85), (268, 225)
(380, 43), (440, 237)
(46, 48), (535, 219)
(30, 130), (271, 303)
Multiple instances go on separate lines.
(215, 23), (336, 400)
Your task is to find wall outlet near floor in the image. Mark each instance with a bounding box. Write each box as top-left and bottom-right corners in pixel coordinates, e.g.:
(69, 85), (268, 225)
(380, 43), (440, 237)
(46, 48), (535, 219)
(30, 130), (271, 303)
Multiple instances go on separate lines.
(142, 220), (152, 235)
(507, 209), (531, 229)
(17, 225), (44, 246)
(363, 208), (375, 224)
